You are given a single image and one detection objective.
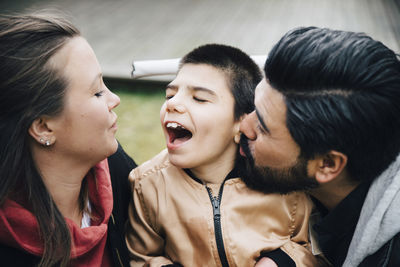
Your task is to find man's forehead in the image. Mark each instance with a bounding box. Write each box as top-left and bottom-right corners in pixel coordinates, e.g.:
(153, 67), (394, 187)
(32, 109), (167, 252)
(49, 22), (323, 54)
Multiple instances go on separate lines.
(254, 79), (269, 112)
(255, 79), (287, 124)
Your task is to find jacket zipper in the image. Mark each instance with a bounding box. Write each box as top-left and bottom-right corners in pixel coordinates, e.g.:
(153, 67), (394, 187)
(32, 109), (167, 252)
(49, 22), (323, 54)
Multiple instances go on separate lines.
(205, 183), (229, 267)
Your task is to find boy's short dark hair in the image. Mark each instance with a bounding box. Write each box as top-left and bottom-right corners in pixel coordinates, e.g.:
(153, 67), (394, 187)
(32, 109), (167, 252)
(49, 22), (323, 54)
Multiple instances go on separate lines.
(180, 44), (262, 120)
(265, 27), (400, 182)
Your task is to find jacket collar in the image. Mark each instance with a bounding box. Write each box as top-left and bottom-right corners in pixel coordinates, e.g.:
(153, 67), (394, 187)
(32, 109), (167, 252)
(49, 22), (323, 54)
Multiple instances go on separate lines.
(183, 166), (239, 185)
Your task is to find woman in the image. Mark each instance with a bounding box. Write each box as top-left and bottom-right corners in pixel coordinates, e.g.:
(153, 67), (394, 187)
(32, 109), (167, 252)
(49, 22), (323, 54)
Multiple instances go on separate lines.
(0, 12), (135, 266)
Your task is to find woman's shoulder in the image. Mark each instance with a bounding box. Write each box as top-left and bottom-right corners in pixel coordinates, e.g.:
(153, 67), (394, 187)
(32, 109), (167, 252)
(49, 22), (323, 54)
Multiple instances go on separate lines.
(108, 142), (137, 175)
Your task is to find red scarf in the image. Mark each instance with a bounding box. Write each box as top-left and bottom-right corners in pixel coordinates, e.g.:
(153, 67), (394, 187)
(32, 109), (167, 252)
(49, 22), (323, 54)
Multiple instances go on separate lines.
(0, 159), (113, 266)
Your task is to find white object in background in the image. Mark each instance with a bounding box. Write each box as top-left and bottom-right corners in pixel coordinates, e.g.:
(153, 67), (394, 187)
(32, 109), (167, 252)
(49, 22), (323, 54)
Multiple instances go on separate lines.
(131, 55), (267, 79)
(132, 58), (180, 79)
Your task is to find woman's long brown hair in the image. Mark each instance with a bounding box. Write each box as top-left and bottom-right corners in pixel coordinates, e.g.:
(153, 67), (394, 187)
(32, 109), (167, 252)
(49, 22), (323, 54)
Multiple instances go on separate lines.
(0, 11), (81, 266)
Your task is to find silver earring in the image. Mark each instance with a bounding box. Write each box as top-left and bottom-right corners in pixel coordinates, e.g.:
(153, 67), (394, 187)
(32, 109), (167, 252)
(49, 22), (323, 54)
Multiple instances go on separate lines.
(40, 138), (44, 143)
(45, 140), (51, 146)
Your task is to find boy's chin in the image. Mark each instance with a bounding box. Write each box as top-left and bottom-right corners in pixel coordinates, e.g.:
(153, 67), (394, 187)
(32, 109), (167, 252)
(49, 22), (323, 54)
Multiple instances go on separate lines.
(167, 153), (193, 169)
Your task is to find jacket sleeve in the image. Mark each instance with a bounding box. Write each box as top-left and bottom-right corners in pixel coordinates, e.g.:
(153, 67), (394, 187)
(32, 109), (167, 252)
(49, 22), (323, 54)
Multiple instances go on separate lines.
(126, 169), (173, 267)
(260, 193), (318, 267)
(281, 193), (318, 266)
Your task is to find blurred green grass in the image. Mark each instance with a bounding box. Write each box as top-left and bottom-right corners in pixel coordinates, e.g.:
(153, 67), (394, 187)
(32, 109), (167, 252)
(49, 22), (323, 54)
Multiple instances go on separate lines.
(112, 86), (166, 164)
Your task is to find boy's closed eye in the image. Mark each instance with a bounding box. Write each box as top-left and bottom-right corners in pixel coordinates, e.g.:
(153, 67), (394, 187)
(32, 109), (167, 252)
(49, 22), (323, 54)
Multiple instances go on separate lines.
(165, 87), (176, 100)
(191, 86), (216, 103)
(166, 94), (174, 100)
(193, 95), (208, 103)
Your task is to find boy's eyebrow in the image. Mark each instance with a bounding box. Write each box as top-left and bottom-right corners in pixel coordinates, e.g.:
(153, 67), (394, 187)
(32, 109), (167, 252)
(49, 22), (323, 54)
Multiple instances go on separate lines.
(189, 86), (217, 96)
(165, 84), (217, 96)
(255, 108), (270, 133)
(166, 84), (178, 90)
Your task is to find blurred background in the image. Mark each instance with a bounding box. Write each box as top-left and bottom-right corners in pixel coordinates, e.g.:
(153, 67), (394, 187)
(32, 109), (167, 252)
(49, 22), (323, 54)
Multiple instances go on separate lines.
(1, 0), (399, 163)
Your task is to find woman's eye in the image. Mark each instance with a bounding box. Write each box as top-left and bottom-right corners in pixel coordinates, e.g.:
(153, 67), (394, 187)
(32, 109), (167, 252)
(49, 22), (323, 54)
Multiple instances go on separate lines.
(193, 96), (207, 102)
(166, 95), (174, 100)
(95, 91), (104, 97)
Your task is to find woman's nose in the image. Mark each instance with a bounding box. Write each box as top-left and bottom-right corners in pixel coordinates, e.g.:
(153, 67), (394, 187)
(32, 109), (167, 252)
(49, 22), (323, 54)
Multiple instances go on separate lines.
(108, 88), (120, 110)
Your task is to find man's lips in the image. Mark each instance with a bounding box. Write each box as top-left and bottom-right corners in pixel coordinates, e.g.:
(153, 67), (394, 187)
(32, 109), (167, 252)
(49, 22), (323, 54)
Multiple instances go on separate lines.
(239, 146), (247, 157)
(239, 134), (253, 160)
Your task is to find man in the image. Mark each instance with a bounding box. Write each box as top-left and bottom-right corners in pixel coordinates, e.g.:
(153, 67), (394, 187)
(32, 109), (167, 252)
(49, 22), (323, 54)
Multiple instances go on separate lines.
(239, 27), (400, 266)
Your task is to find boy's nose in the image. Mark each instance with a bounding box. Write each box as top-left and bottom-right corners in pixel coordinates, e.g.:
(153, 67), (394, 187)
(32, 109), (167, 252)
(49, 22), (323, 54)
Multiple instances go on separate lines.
(166, 97), (185, 113)
(240, 111), (257, 141)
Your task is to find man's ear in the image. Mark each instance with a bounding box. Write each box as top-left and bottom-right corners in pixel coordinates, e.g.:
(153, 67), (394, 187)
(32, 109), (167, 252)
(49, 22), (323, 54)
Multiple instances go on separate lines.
(28, 117), (55, 146)
(309, 151), (348, 184)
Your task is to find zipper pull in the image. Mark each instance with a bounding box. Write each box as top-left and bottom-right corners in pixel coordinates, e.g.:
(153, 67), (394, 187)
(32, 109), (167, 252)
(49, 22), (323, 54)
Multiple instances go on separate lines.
(211, 196), (220, 217)
(206, 185), (221, 218)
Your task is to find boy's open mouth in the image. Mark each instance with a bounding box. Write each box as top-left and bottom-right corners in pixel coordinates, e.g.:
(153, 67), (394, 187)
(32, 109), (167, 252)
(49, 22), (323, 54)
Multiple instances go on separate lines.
(166, 122), (193, 144)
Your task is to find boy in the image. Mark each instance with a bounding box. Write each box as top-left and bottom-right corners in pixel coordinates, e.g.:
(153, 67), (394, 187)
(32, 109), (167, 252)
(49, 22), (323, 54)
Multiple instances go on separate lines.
(126, 44), (317, 266)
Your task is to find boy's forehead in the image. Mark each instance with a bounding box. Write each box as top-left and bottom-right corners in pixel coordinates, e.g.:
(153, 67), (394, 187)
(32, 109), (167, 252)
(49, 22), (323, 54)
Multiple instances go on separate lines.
(170, 63), (230, 93)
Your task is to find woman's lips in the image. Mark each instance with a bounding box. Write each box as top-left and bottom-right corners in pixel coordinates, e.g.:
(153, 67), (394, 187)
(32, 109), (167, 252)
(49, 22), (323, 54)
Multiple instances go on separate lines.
(110, 121), (118, 130)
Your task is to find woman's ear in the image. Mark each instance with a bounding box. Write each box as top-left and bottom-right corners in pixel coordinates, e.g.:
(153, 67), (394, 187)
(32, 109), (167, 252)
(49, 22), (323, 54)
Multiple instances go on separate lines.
(28, 117), (55, 146)
(308, 151), (348, 184)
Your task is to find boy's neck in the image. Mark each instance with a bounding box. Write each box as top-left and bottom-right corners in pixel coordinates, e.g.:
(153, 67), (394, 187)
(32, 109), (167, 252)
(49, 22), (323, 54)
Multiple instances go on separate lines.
(190, 157), (236, 184)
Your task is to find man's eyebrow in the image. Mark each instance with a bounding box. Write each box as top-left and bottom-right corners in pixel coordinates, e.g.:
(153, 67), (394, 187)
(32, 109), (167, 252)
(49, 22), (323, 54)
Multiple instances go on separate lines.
(256, 108), (270, 133)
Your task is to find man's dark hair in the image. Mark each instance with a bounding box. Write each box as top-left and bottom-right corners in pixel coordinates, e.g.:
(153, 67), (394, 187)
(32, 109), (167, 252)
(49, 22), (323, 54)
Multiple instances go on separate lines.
(180, 44), (262, 120)
(265, 26), (400, 182)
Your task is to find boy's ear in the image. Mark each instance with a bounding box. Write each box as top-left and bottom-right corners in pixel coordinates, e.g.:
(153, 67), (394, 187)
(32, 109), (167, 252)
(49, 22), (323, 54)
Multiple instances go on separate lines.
(308, 151), (347, 184)
(28, 117), (55, 146)
(234, 132), (241, 144)
(233, 115), (245, 144)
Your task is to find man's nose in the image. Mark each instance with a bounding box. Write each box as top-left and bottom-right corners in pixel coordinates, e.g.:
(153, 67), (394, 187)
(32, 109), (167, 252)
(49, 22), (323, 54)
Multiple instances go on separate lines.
(240, 111), (257, 141)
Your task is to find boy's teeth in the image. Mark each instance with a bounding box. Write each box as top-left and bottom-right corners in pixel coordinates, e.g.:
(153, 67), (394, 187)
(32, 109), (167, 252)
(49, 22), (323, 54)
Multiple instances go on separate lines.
(168, 122), (178, 128)
(166, 122), (185, 129)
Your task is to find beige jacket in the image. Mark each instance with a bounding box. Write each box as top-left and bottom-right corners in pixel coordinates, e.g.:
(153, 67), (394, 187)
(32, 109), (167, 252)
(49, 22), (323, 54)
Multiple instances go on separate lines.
(127, 150), (316, 267)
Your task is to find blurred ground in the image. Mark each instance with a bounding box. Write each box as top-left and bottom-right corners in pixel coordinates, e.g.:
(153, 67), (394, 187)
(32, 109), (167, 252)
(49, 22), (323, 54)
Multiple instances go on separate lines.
(1, 0), (399, 79)
(112, 89), (165, 164)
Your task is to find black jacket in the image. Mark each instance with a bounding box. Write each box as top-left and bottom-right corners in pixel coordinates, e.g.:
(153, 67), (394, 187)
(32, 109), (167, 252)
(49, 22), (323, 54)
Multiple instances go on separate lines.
(313, 181), (400, 267)
(107, 143), (137, 266)
(0, 143), (136, 267)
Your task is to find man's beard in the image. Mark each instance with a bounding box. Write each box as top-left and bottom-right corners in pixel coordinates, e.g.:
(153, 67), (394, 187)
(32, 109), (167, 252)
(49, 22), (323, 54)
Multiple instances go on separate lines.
(238, 135), (319, 194)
